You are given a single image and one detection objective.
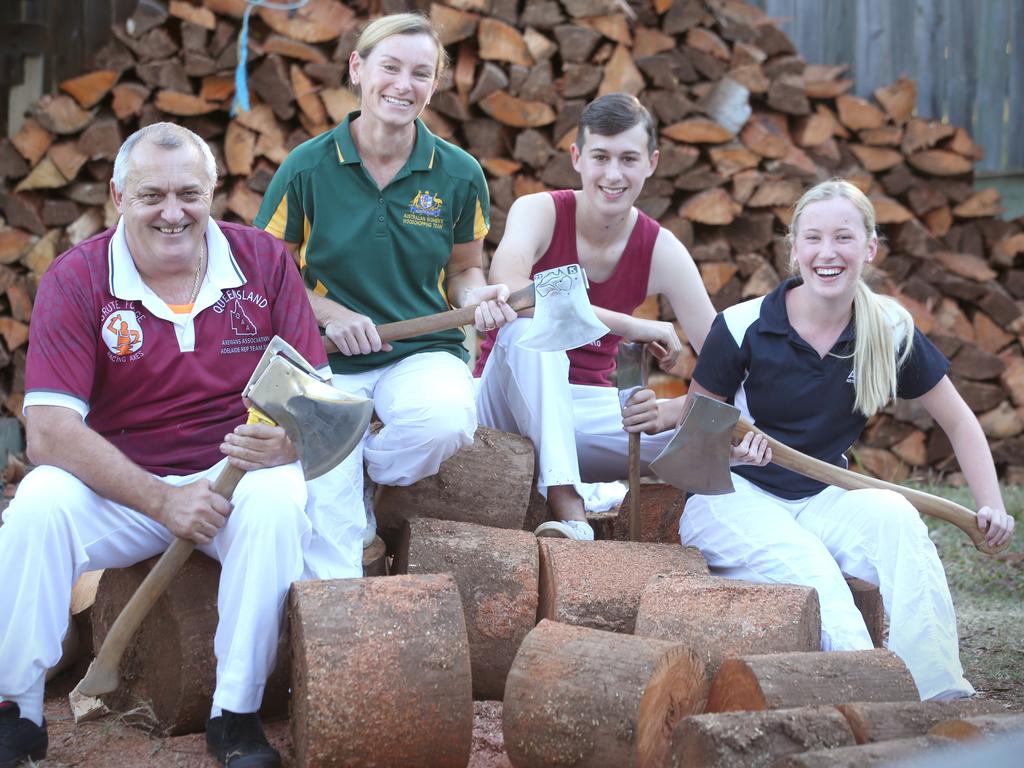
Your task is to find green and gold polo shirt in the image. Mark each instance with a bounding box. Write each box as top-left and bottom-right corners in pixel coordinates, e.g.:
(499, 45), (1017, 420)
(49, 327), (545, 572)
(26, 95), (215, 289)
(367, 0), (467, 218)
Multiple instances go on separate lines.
(254, 111), (490, 373)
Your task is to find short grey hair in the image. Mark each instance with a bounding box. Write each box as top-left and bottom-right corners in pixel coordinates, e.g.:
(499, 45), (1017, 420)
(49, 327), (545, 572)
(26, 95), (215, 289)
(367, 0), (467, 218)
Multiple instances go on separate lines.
(111, 122), (217, 193)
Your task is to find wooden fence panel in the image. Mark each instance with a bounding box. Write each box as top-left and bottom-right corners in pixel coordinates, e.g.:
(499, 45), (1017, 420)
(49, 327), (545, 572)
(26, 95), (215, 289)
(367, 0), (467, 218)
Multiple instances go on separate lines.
(754, 0), (1024, 172)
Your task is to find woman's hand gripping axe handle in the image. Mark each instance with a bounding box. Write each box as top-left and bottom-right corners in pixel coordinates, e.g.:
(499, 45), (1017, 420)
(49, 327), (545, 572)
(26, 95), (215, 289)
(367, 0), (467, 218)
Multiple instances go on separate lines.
(70, 339), (373, 721)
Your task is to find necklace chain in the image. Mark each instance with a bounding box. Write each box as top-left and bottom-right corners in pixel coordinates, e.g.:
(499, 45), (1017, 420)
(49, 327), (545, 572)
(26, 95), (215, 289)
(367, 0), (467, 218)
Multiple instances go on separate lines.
(186, 240), (206, 305)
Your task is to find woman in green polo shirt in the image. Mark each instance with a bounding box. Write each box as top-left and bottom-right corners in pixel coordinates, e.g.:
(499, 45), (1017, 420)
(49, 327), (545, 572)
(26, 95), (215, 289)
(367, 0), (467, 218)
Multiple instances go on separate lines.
(255, 13), (515, 577)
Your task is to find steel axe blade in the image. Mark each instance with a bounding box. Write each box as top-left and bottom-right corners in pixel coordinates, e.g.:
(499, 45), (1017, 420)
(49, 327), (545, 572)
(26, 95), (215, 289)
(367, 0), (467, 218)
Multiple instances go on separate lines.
(516, 265), (610, 352)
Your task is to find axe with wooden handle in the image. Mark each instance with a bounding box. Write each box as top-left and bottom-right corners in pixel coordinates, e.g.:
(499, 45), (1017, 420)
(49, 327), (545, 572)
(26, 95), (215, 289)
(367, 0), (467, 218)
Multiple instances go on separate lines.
(70, 337), (373, 720)
(323, 264), (610, 354)
(615, 342), (647, 542)
(649, 394), (1007, 555)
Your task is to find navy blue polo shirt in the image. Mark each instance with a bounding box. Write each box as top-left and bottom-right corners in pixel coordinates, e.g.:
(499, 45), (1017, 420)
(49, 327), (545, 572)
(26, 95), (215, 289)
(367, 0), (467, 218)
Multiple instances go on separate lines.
(692, 278), (949, 499)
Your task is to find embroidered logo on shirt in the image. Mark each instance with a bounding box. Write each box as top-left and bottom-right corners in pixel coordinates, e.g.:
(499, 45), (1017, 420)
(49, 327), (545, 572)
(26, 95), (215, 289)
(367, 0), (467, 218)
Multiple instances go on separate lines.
(403, 190), (445, 230)
(101, 310), (144, 360)
(846, 370), (856, 384)
(229, 299), (258, 336)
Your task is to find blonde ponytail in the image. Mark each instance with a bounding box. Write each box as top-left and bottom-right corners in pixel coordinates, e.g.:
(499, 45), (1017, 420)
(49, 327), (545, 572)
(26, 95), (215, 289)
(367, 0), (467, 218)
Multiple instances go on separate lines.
(850, 281), (914, 416)
(788, 179), (916, 417)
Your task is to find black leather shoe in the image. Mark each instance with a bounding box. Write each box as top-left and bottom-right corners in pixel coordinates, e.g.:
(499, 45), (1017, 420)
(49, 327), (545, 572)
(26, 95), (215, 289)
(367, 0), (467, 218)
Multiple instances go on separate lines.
(0, 702), (47, 768)
(205, 710), (281, 768)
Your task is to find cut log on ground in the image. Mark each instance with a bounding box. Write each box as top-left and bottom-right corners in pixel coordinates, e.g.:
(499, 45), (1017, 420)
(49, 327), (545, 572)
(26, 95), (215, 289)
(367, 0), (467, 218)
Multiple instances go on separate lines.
(928, 713), (1024, 741)
(503, 619), (707, 768)
(375, 427), (536, 532)
(836, 699), (1005, 744)
(289, 574), (473, 768)
(538, 539), (708, 634)
(91, 552), (288, 735)
(667, 706), (856, 768)
(706, 649), (919, 713)
(396, 518), (538, 700)
(774, 735), (956, 767)
(362, 534), (387, 576)
(635, 573), (820, 678)
(844, 575), (886, 648)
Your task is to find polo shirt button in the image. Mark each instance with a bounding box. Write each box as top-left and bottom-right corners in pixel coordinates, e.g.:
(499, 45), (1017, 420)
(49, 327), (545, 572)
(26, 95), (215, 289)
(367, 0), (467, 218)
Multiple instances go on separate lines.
(377, 215), (384, 222)
(378, 198), (384, 204)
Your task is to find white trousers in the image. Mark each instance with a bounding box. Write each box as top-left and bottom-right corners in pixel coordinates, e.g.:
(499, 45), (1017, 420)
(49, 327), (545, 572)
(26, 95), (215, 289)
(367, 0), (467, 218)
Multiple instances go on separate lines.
(304, 351), (477, 578)
(681, 472), (973, 700)
(476, 318), (673, 508)
(0, 459), (310, 718)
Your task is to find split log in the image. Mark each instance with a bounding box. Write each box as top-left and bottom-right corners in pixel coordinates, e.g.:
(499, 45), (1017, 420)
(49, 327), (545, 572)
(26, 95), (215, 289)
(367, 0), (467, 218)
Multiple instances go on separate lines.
(91, 552), (289, 735)
(836, 699), (1006, 744)
(775, 736), (956, 767)
(635, 573), (820, 677)
(362, 534), (387, 576)
(667, 706), (856, 768)
(503, 619), (707, 768)
(538, 538), (707, 634)
(928, 713), (1024, 741)
(290, 574), (472, 768)
(375, 427), (535, 532)
(844, 575), (885, 648)
(396, 518), (538, 700)
(706, 650), (918, 713)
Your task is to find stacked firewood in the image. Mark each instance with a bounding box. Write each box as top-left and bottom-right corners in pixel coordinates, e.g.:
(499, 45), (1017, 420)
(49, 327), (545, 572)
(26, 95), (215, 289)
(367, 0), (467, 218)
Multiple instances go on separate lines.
(0, 0), (1022, 483)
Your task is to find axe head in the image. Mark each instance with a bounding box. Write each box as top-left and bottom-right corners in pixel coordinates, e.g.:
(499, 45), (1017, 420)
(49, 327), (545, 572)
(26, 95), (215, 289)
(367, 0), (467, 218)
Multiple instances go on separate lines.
(245, 339), (373, 480)
(516, 264), (610, 352)
(615, 341), (646, 410)
(649, 394), (740, 495)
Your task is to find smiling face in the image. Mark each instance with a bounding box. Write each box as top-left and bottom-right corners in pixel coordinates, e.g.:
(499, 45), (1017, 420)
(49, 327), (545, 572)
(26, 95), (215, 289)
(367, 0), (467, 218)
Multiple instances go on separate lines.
(110, 140), (213, 278)
(570, 123), (659, 216)
(349, 32), (439, 130)
(790, 195), (877, 301)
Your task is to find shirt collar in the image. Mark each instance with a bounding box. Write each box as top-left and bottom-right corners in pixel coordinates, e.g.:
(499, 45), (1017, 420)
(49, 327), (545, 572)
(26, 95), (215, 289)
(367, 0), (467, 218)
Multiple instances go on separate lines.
(108, 217), (246, 310)
(759, 276), (855, 345)
(332, 110), (437, 172)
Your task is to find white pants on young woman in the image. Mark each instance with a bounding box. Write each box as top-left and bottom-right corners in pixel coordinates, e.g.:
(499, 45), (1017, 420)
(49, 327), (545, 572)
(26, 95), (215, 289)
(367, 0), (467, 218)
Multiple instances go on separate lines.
(476, 318), (672, 510)
(680, 472), (973, 701)
(0, 459), (309, 725)
(303, 351), (478, 578)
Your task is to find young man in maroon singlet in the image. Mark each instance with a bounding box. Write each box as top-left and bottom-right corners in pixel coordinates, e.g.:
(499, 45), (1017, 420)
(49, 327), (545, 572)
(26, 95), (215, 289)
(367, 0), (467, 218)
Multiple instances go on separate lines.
(474, 94), (716, 540)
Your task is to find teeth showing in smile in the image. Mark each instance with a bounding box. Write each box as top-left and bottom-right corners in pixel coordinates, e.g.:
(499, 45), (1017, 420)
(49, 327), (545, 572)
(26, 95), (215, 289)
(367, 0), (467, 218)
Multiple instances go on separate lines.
(600, 186), (625, 196)
(815, 267), (842, 277)
(159, 226), (186, 234)
(384, 95), (412, 106)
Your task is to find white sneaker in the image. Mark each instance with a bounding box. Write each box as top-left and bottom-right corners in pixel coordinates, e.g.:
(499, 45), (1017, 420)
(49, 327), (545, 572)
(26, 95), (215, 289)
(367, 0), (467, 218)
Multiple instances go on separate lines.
(362, 478), (377, 549)
(534, 520), (594, 541)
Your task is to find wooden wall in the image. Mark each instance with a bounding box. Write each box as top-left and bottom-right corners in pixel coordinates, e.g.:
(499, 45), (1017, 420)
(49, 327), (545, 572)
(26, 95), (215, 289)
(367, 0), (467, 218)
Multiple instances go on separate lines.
(750, 0), (1024, 173)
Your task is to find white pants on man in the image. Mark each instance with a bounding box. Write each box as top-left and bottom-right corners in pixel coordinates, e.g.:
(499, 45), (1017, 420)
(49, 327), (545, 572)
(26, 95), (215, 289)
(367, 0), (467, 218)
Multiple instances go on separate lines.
(681, 472), (973, 701)
(304, 351), (477, 578)
(0, 459), (309, 725)
(476, 319), (673, 509)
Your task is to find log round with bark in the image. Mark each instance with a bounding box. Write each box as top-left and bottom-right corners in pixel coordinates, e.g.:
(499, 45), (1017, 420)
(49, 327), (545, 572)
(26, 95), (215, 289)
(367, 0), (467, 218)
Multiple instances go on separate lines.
(396, 517), (538, 700)
(668, 706), (856, 768)
(635, 573), (820, 678)
(836, 699), (1005, 744)
(774, 735), (956, 767)
(706, 649), (919, 713)
(289, 574), (473, 768)
(374, 427), (536, 532)
(91, 552), (288, 734)
(538, 539), (707, 634)
(503, 619), (707, 768)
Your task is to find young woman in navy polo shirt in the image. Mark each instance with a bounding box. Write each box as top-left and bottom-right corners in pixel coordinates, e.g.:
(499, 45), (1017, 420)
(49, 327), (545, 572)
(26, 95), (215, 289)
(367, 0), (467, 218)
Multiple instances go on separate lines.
(623, 179), (1014, 701)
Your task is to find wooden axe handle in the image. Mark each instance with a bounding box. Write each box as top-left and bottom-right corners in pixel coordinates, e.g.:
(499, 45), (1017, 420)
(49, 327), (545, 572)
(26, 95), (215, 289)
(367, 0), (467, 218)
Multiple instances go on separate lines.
(73, 461), (246, 697)
(734, 419), (1003, 555)
(323, 282), (536, 355)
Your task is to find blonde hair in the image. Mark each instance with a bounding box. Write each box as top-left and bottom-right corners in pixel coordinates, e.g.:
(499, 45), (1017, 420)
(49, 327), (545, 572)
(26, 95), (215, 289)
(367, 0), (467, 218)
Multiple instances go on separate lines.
(353, 13), (448, 84)
(788, 179), (914, 417)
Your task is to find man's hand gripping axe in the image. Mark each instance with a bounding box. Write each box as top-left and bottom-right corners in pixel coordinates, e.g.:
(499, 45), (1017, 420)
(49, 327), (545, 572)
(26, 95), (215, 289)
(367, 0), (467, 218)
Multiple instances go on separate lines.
(649, 394), (1008, 555)
(70, 337), (372, 720)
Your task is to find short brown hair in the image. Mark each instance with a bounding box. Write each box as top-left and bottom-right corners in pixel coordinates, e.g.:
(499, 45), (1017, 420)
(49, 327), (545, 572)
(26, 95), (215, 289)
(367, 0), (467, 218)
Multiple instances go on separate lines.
(576, 94), (657, 155)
